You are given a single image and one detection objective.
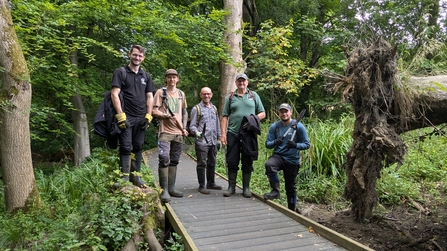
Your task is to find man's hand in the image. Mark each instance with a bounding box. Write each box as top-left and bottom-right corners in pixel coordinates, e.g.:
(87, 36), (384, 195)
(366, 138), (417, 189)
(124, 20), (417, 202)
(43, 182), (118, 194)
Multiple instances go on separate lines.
(115, 112), (128, 129)
(274, 138), (283, 146)
(142, 113), (153, 130)
(287, 140), (296, 148)
(195, 131), (203, 139)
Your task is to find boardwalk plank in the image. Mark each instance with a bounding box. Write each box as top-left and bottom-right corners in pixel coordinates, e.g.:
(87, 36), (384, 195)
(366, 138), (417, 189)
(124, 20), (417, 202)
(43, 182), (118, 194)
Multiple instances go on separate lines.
(143, 150), (372, 251)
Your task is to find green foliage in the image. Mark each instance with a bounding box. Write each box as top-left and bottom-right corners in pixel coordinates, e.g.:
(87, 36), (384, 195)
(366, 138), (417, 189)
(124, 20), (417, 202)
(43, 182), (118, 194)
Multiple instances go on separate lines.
(300, 114), (353, 178)
(0, 148), (160, 250)
(296, 174), (346, 205)
(377, 168), (420, 205)
(87, 196), (143, 250)
(399, 128), (447, 182)
(164, 232), (185, 251)
(246, 19), (319, 96)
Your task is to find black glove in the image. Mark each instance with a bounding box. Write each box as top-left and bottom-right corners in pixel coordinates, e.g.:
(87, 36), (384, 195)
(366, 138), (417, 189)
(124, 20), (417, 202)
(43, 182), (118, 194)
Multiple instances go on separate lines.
(287, 140), (296, 148)
(274, 138), (283, 146)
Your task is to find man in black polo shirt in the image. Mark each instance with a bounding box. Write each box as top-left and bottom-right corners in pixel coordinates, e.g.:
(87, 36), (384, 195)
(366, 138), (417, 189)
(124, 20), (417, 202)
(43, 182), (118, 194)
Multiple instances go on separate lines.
(111, 44), (155, 188)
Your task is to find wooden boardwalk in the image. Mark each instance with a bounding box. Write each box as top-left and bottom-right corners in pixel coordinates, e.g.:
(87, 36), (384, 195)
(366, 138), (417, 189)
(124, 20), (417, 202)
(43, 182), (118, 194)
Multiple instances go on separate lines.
(143, 149), (374, 251)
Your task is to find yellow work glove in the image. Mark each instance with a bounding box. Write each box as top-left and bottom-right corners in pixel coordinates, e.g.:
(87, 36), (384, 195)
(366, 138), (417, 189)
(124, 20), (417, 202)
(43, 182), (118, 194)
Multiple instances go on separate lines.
(115, 112), (128, 129)
(142, 113), (153, 130)
(145, 113), (153, 123)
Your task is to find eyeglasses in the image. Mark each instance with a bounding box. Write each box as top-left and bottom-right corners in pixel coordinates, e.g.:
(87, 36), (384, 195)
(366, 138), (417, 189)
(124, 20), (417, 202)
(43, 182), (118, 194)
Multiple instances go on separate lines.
(201, 93), (212, 95)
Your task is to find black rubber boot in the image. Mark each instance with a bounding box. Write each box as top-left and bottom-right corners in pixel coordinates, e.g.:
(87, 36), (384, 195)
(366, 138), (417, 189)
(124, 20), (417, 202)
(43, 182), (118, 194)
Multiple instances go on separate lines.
(206, 166), (222, 190)
(264, 182), (280, 200)
(288, 203), (296, 212)
(242, 172), (252, 198)
(159, 168), (170, 203)
(130, 153), (147, 188)
(168, 166), (183, 197)
(197, 168), (210, 194)
(223, 171), (237, 197)
(113, 155), (131, 188)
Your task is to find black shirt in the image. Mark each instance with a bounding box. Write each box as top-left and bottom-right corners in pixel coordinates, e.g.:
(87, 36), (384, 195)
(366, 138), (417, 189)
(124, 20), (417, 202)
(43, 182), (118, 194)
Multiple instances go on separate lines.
(111, 65), (155, 117)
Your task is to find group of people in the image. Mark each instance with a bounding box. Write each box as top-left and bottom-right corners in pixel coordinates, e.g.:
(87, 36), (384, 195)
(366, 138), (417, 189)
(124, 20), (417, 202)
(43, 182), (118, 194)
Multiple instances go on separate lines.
(110, 45), (310, 212)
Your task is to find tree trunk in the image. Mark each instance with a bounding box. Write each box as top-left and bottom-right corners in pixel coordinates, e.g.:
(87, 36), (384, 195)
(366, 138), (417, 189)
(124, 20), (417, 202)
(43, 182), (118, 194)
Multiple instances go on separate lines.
(69, 50), (90, 166)
(0, 0), (41, 212)
(340, 39), (447, 221)
(218, 0), (244, 115)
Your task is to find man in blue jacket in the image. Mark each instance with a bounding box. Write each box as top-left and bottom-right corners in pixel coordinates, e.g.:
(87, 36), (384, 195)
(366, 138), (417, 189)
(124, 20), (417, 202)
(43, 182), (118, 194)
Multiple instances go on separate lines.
(264, 103), (310, 212)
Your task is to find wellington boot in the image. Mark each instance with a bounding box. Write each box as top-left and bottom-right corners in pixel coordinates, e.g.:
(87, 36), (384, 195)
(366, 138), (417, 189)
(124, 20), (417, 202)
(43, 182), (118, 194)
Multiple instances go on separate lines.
(159, 168), (170, 203)
(197, 168), (209, 194)
(264, 182), (280, 200)
(223, 171), (237, 197)
(130, 153), (147, 188)
(242, 172), (252, 198)
(168, 166), (183, 197)
(113, 155), (131, 189)
(288, 203), (296, 212)
(206, 166), (222, 190)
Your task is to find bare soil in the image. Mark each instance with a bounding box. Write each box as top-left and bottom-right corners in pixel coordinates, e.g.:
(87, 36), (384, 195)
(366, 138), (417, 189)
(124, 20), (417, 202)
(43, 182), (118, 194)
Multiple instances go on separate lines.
(299, 202), (447, 251)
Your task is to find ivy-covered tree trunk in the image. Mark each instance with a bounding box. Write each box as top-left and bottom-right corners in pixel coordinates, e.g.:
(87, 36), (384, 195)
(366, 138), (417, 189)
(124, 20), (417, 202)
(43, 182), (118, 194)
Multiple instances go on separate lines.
(218, 0), (244, 115)
(0, 0), (41, 212)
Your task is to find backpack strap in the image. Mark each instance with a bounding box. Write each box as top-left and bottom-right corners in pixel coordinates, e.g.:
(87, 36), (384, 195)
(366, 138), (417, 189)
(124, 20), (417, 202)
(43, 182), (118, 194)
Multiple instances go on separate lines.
(119, 66), (127, 86)
(195, 104), (217, 122)
(195, 104), (202, 121)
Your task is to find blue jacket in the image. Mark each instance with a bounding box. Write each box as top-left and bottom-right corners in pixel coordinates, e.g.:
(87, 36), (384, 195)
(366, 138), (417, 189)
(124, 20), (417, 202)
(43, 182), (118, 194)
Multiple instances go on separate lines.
(265, 119), (310, 165)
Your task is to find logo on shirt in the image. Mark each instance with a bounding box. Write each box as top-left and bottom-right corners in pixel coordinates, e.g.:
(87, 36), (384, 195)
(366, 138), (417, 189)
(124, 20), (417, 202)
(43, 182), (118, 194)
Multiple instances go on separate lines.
(141, 78), (147, 85)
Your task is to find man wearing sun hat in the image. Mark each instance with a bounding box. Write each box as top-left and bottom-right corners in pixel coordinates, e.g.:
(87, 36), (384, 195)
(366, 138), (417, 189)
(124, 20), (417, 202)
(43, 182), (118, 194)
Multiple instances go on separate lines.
(152, 68), (188, 203)
(264, 103), (310, 212)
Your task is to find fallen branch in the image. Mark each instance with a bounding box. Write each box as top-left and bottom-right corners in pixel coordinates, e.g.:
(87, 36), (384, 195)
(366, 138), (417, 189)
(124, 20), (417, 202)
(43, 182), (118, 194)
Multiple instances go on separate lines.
(432, 239), (444, 251)
(401, 236), (433, 248)
(405, 196), (430, 215)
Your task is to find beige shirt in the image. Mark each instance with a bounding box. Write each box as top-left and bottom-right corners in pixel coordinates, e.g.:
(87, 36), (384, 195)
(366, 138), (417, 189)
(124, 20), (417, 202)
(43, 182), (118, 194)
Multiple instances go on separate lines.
(153, 88), (187, 135)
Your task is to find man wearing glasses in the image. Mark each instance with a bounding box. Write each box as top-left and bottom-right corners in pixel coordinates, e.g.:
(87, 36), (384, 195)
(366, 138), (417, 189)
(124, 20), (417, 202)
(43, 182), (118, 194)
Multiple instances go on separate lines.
(189, 87), (222, 194)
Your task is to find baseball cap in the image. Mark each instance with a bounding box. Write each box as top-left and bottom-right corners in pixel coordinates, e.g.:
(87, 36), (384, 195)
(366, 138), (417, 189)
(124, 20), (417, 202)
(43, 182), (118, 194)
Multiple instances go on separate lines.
(235, 73), (248, 80)
(165, 69), (178, 77)
(278, 103), (292, 111)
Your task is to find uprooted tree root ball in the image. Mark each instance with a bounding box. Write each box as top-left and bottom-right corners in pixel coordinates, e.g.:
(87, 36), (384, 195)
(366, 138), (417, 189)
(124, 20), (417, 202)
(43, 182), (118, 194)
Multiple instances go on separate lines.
(340, 39), (416, 221)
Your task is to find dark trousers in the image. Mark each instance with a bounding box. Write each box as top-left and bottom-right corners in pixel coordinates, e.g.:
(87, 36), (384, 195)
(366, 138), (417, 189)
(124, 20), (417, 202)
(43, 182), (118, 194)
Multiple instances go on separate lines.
(118, 116), (145, 156)
(195, 143), (217, 169)
(226, 132), (253, 173)
(265, 154), (300, 198)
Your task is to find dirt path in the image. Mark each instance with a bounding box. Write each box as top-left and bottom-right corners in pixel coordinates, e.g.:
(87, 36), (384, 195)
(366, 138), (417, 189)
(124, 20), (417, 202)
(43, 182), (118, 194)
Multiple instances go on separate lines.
(299, 203), (447, 250)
